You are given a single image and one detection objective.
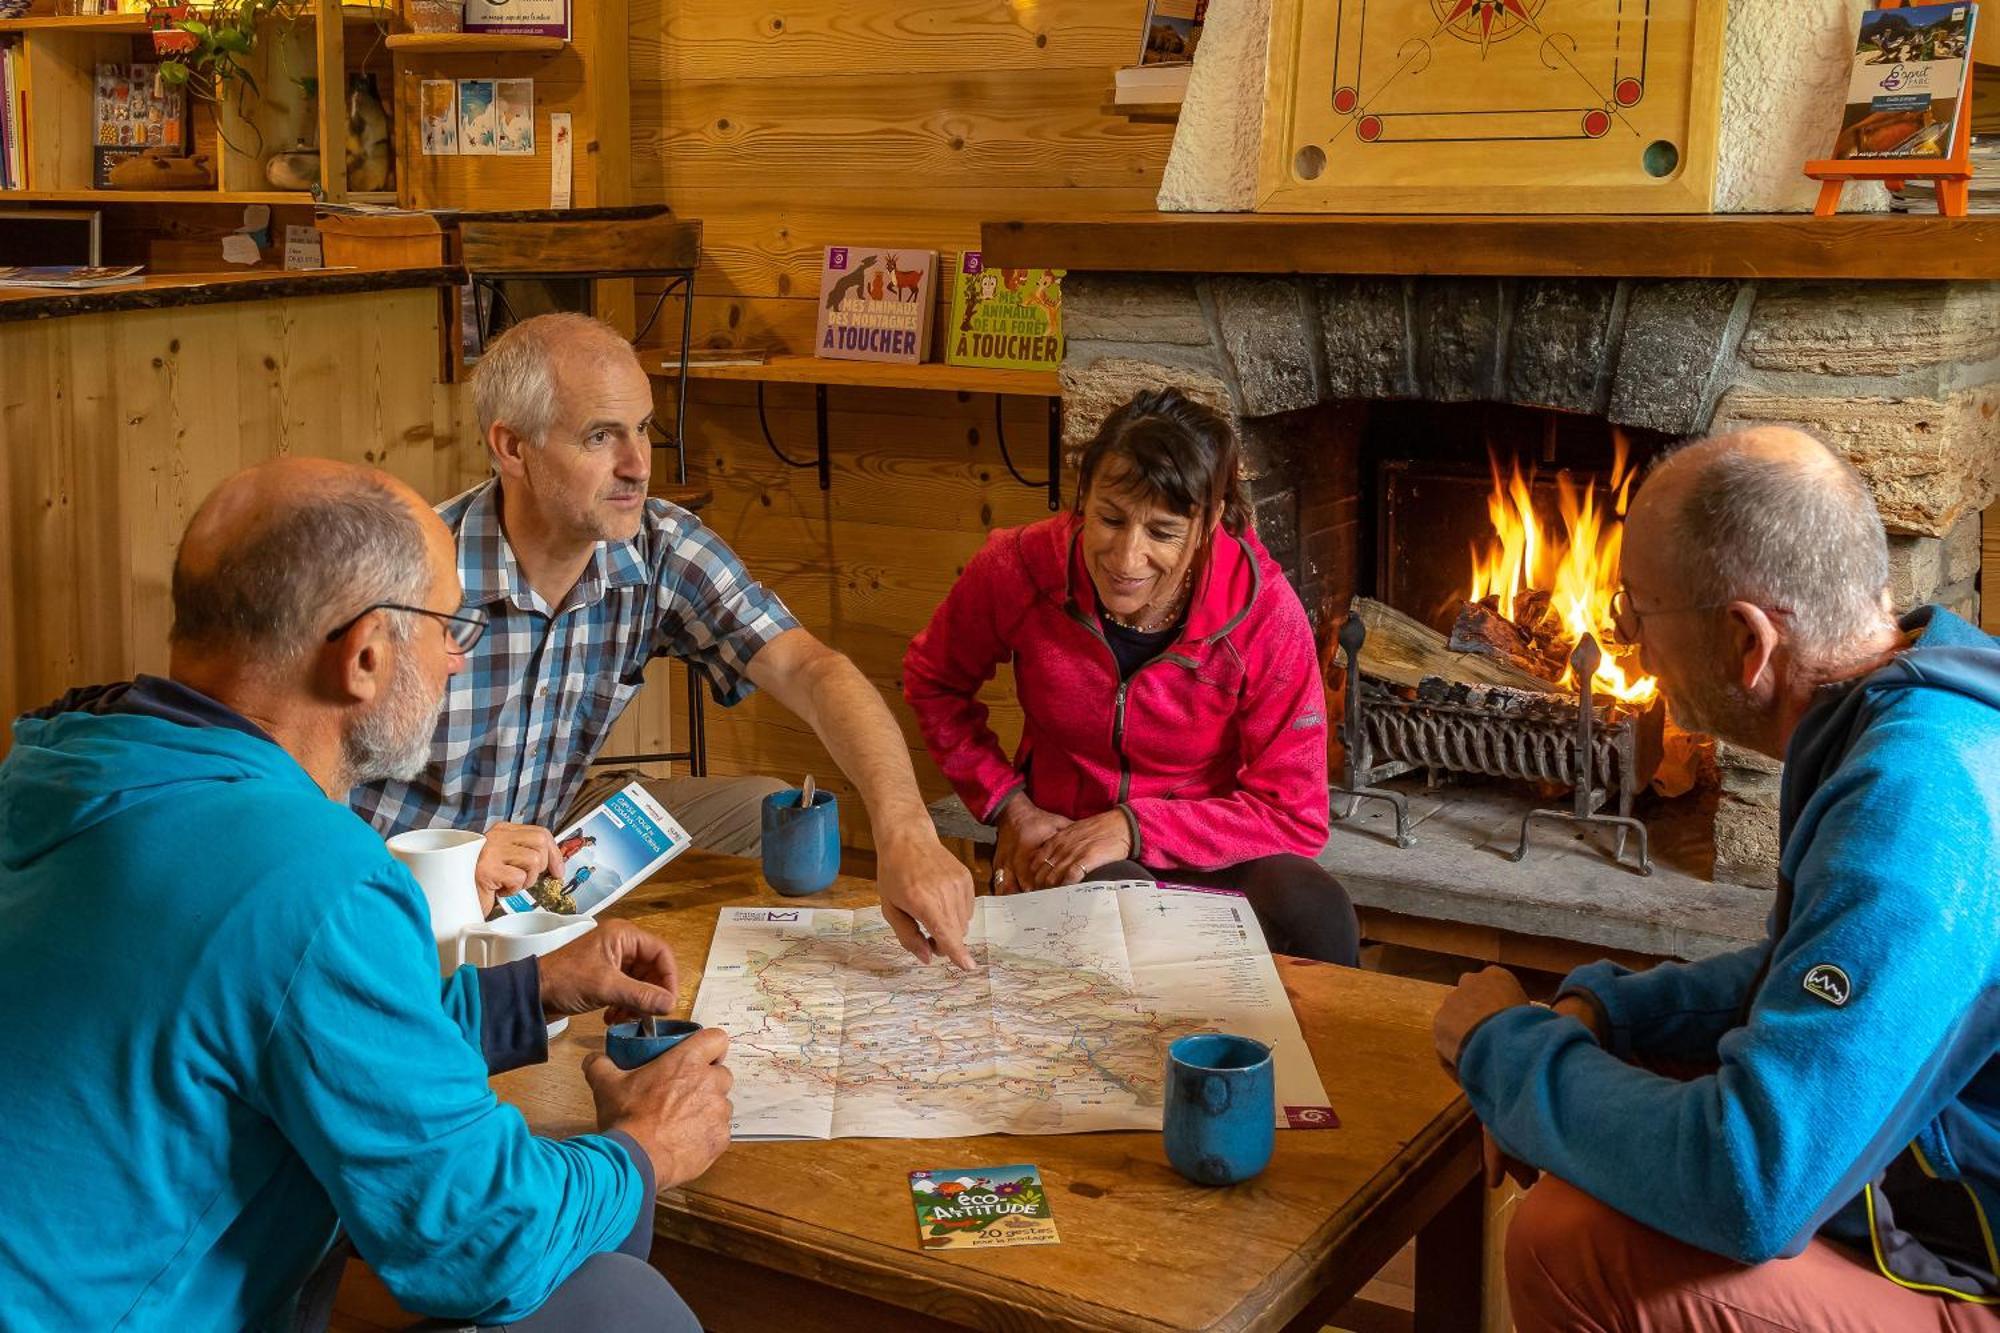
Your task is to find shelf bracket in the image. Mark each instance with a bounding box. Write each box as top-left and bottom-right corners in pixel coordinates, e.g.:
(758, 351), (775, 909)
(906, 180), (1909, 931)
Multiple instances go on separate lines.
(755, 382), (832, 491)
(993, 394), (1061, 511)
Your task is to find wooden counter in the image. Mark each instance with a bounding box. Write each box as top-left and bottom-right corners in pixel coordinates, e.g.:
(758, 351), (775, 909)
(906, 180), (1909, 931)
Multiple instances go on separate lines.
(0, 266), (465, 324)
(0, 265), (486, 753)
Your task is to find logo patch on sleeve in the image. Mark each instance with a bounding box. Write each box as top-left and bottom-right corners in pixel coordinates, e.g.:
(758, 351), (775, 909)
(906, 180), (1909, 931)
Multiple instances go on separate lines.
(1803, 964), (1852, 1008)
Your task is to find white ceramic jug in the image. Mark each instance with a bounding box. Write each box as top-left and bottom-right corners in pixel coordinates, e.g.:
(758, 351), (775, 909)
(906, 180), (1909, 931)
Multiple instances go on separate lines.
(455, 911), (597, 1036)
(386, 828), (486, 975)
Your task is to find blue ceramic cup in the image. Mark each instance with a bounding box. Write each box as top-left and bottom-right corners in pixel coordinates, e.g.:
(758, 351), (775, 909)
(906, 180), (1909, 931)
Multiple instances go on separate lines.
(1163, 1033), (1276, 1187)
(604, 1019), (702, 1070)
(761, 788), (840, 896)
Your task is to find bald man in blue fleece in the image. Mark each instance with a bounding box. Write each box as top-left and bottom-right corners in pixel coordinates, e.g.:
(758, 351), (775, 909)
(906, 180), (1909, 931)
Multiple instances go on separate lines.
(1434, 428), (2000, 1331)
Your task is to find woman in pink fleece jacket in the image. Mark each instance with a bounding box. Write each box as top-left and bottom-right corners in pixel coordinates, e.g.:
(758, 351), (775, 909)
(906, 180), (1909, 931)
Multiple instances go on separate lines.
(903, 388), (1357, 965)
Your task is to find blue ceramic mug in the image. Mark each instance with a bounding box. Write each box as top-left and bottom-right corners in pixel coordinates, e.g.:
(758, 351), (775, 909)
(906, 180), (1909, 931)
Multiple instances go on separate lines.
(1163, 1033), (1276, 1187)
(761, 788), (840, 896)
(605, 1019), (702, 1070)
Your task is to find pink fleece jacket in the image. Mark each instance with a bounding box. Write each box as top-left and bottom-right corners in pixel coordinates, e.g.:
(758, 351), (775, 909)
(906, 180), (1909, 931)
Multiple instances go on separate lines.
(903, 513), (1330, 871)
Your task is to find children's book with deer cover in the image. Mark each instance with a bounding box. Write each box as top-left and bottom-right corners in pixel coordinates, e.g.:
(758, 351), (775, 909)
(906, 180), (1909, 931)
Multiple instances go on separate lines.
(815, 246), (936, 364)
(945, 251), (1064, 371)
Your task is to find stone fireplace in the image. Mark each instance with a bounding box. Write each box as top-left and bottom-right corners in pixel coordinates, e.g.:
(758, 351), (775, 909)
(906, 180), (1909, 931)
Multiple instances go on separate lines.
(1056, 272), (1998, 909)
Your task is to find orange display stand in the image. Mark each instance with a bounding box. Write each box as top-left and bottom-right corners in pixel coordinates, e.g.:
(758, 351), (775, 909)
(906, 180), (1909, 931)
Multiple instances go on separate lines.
(1804, 0), (1978, 217)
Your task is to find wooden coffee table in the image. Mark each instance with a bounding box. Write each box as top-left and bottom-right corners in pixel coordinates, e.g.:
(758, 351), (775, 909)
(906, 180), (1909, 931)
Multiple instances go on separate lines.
(492, 852), (1482, 1332)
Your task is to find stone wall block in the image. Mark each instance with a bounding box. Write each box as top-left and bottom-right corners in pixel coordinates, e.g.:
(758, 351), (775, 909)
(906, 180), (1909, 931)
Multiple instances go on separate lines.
(1058, 355), (1235, 450)
(1316, 277), (1411, 399)
(1609, 280), (1743, 433)
(1945, 511), (1983, 586)
(1061, 274), (1213, 346)
(1740, 281), (2000, 375)
(1504, 278), (1621, 416)
(1709, 385), (2000, 536)
(1887, 535), (1947, 611)
(1414, 278), (1505, 402)
(1213, 277), (1320, 418)
(1713, 798), (1781, 891)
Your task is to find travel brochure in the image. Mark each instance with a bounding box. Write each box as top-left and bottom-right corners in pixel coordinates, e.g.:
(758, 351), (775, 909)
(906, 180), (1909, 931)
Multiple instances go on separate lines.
(1831, 3), (1978, 159)
(498, 781), (690, 917)
(909, 1166), (1059, 1249)
(0, 265), (144, 290)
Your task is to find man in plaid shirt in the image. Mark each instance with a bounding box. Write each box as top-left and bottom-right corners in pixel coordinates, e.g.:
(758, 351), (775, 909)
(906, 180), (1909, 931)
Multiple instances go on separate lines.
(352, 314), (974, 968)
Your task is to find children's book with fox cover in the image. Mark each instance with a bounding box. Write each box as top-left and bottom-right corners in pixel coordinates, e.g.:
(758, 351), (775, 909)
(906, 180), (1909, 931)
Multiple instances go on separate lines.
(944, 252), (1064, 371)
(815, 246), (936, 364)
(909, 1165), (1059, 1250)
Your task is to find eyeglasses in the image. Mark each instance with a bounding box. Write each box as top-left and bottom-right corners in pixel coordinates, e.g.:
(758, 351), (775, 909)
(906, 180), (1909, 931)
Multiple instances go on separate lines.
(324, 602), (489, 653)
(1608, 588), (1791, 646)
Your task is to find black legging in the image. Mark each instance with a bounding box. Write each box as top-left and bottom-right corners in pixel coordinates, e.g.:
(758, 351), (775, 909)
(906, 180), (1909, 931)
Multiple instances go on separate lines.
(1084, 854), (1360, 967)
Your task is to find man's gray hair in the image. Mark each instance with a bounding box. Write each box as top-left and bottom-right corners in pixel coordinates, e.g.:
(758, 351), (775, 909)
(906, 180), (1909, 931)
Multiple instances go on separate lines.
(1665, 436), (1891, 655)
(470, 311), (631, 447)
(170, 475), (431, 660)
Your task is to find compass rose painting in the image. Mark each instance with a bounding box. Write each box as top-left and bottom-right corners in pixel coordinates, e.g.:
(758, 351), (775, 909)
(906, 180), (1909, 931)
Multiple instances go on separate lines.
(1257, 0), (1726, 213)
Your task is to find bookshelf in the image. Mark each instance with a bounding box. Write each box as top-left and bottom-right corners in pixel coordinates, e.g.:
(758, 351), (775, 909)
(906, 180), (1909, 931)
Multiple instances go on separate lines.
(0, 0), (396, 202)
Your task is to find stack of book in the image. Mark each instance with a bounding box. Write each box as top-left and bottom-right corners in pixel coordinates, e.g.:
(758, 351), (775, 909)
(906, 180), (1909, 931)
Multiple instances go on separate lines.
(1, 40), (25, 191)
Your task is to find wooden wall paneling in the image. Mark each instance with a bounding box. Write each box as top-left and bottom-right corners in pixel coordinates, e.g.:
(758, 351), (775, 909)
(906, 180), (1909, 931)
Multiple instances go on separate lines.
(634, 69), (1168, 197)
(0, 292), (465, 729)
(631, 0), (1148, 84)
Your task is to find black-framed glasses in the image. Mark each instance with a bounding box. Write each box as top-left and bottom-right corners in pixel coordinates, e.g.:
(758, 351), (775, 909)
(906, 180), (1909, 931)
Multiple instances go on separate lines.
(325, 602), (489, 653)
(1608, 588), (1791, 646)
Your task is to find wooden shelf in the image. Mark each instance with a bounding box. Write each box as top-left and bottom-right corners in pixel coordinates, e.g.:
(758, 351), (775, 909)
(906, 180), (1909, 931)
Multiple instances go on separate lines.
(0, 189), (315, 205)
(980, 212), (2000, 281)
(0, 6), (393, 34)
(384, 32), (565, 54)
(645, 352), (1060, 397)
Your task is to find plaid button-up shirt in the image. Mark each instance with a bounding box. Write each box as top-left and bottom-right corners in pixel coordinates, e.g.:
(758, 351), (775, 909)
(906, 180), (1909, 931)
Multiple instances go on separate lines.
(351, 479), (797, 835)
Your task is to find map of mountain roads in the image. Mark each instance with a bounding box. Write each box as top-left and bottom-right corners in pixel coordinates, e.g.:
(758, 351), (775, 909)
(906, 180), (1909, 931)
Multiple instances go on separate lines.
(690, 882), (1334, 1140)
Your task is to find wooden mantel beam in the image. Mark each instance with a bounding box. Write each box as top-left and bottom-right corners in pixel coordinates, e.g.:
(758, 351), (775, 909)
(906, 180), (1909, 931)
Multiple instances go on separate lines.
(979, 213), (2000, 281)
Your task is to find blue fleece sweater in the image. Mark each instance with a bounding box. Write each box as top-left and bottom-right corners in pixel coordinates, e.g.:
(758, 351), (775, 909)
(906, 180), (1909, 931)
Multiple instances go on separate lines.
(0, 682), (647, 1329)
(1458, 607), (2000, 1294)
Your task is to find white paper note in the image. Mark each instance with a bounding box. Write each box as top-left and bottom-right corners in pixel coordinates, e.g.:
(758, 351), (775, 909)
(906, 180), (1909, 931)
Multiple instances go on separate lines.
(282, 225), (323, 271)
(549, 111), (573, 209)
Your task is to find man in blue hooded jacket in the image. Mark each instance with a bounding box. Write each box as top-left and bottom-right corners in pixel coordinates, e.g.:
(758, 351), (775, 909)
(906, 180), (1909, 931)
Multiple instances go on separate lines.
(1434, 428), (2000, 1330)
(0, 459), (733, 1330)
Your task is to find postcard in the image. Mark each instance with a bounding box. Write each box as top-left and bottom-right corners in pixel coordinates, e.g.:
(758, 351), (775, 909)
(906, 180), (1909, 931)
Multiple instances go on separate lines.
(457, 78), (497, 156)
(495, 78), (535, 155)
(419, 79), (459, 155)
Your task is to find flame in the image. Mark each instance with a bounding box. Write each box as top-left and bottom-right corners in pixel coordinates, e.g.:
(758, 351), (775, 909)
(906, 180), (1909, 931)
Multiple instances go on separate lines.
(1466, 434), (1657, 705)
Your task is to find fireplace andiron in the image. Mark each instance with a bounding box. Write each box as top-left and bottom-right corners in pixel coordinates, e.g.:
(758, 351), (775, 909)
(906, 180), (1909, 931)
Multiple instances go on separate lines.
(1329, 606), (1656, 875)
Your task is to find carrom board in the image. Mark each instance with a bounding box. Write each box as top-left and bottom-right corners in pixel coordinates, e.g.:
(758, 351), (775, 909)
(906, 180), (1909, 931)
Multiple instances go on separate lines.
(1257, 0), (1727, 213)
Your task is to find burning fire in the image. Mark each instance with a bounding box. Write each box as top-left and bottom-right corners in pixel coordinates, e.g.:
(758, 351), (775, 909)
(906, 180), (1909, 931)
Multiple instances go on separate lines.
(1466, 436), (1658, 705)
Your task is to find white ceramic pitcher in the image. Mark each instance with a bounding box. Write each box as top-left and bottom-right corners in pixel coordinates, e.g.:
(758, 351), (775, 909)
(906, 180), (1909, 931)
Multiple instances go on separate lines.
(454, 911), (597, 1036)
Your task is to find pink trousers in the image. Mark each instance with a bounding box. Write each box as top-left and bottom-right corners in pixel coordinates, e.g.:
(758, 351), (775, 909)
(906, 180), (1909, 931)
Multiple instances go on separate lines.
(1507, 1176), (2000, 1332)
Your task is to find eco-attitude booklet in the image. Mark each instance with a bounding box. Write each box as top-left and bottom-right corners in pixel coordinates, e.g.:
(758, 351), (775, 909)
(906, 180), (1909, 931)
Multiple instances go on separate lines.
(498, 781), (689, 917)
(1832, 3), (1979, 159)
(910, 1165), (1059, 1250)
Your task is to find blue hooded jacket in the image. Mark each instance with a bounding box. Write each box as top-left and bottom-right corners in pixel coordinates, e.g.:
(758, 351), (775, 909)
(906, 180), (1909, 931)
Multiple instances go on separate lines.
(1458, 606), (2000, 1301)
(0, 679), (649, 1329)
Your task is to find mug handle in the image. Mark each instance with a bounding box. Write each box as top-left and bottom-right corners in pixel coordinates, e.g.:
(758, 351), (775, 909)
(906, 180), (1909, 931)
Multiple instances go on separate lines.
(1201, 1073), (1232, 1115)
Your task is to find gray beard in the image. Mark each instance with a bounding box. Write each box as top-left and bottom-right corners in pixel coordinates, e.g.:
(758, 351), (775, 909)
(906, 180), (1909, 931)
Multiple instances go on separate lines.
(340, 645), (445, 790)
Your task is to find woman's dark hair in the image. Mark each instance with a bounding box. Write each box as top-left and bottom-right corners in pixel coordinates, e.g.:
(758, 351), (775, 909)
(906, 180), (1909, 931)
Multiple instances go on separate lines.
(1074, 387), (1251, 535)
